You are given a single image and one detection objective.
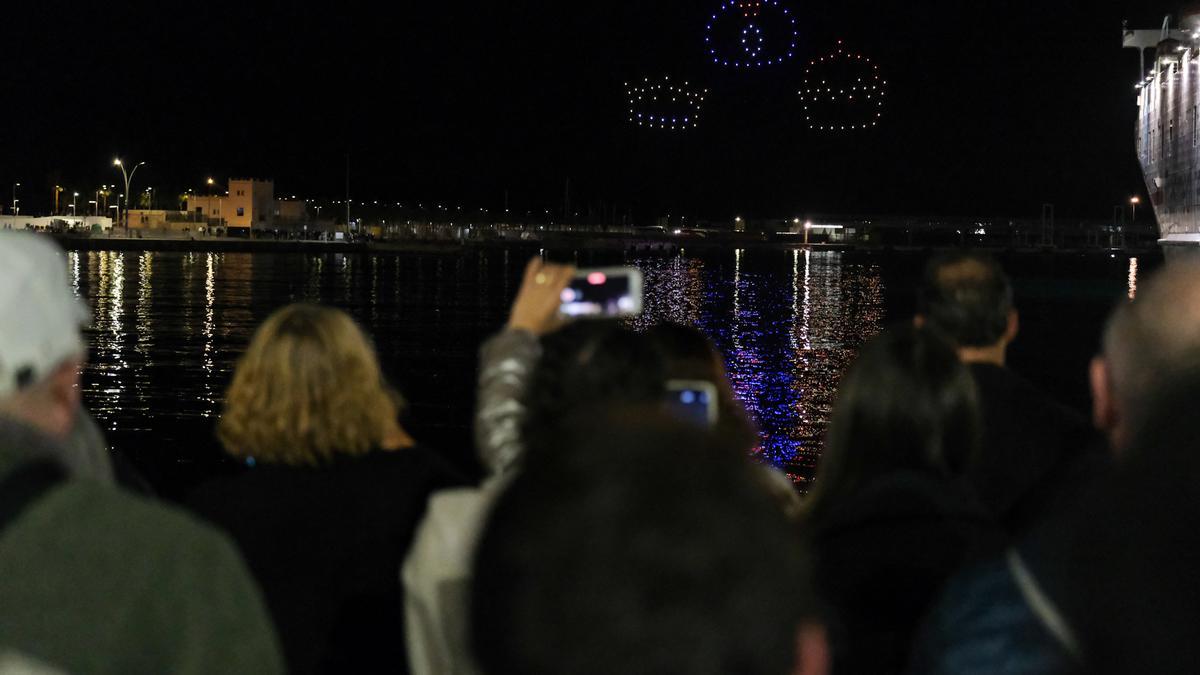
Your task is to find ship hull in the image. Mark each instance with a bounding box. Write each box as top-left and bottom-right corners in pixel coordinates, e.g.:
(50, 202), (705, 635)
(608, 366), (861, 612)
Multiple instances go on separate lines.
(1137, 33), (1200, 251)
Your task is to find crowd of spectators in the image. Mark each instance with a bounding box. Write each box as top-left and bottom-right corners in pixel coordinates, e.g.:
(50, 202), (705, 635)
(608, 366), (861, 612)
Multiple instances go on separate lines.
(0, 229), (1195, 674)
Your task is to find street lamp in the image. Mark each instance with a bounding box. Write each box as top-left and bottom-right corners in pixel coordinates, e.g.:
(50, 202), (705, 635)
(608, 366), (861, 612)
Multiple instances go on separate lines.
(113, 157), (146, 230)
(71, 192), (79, 216)
(1130, 196), (1141, 223)
(11, 182), (20, 216)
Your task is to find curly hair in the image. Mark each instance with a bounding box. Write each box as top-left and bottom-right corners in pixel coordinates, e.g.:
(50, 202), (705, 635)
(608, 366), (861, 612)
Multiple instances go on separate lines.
(217, 304), (404, 466)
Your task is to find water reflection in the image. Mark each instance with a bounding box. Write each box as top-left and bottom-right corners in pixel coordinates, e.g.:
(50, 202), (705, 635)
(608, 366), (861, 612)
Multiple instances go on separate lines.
(202, 253), (216, 412)
(1128, 257), (1139, 301)
(68, 251), (81, 298)
(71, 248), (1127, 494)
(635, 250), (885, 485)
(89, 252), (129, 428)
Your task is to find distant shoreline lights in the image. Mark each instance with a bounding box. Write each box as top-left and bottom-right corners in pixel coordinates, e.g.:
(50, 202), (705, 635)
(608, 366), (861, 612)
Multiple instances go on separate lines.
(705, 0), (798, 69)
(626, 76), (708, 130)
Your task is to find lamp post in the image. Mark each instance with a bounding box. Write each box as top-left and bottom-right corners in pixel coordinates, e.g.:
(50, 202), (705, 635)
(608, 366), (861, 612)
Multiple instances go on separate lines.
(11, 182), (20, 216)
(113, 157), (146, 231)
(1130, 196), (1141, 223)
(71, 192), (78, 216)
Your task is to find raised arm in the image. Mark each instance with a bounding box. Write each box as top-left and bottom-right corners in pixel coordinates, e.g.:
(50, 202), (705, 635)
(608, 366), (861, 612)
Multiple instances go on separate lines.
(474, 258), (574, 476)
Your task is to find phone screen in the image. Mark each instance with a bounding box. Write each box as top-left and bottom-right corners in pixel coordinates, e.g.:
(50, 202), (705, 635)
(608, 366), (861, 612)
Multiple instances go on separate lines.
(560, 268), (642, 318)
(664, 381), (718, 428)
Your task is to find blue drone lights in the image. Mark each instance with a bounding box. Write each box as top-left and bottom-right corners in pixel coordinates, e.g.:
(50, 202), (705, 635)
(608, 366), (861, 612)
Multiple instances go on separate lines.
(742, 24), (764, 58)
(705, 0), (798, 68)
(626, 76), (708, 130)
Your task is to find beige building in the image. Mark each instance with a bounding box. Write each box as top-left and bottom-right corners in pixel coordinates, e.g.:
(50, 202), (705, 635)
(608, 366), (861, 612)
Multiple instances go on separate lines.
(185, 194), (226, 223)
(186, 179), (310, 233)
(186, 179), (273, 232)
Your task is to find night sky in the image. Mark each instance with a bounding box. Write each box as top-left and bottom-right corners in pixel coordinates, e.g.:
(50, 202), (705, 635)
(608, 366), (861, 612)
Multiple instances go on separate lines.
(0, 1), (1180, 221)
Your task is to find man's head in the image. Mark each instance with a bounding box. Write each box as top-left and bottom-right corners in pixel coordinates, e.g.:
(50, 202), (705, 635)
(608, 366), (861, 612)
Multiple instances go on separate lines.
(916, 252), (1017, 365)
(1091, 261), (1200, 451)
(0, 232), (90, 440)
(471, 413), (828, 675)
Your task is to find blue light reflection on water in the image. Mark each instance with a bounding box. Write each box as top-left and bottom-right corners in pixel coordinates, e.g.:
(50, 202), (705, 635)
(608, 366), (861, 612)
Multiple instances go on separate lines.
(69, 248), (885, 490)
(632, 250), (884, 484)
(65, 247), (1139, 497)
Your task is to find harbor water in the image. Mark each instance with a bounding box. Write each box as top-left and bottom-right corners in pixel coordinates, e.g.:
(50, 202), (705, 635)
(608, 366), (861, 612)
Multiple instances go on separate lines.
(69, 247), (1153, 497)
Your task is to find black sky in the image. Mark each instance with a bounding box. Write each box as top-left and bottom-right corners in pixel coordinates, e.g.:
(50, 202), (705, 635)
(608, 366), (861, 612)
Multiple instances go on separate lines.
(0, 0), (1180, 221)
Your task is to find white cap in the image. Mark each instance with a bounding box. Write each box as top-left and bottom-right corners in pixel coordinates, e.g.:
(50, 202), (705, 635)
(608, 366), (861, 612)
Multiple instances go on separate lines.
(0, 232), (90, 398)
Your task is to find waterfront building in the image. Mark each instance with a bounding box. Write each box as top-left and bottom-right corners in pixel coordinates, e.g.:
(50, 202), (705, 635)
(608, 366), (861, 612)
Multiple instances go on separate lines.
(186, 178), (273, 233)
(185, 179), (309, 234)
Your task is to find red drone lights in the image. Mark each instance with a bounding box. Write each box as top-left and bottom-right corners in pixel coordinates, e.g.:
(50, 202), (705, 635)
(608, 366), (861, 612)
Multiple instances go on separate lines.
(798, 41), (888, 131)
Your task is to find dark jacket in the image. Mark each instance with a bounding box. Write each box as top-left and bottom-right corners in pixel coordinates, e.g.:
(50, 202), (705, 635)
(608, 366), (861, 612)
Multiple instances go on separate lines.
(967, 363), (1108, 534)
(915, 377), (1200, 675)
(807, 471), (1003, 675)
(908, 554), (1077, 675)
(188, 446), (463, 675)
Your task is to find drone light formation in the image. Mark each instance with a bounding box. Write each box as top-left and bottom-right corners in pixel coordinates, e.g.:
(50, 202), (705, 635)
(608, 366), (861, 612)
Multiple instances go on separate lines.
(705, 0), (798, 68)
(626, 76), (708, 130)
(799, 40), (888, 131)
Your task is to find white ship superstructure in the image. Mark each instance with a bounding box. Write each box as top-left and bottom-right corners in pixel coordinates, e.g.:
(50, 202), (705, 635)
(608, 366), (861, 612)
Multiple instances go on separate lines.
(1127, 13), (1200, 251)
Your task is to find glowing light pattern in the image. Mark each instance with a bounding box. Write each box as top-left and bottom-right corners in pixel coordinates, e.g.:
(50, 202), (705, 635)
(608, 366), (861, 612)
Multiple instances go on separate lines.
(626, 76), (708, 130)
(741, 24), (763, 58)
(628, 250), (885, 490)
(799, 40), (888, 131)
(705, 0), (797, 68)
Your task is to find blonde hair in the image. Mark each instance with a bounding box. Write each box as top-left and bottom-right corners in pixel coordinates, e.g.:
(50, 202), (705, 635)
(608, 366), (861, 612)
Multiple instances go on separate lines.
(217, 304), (404, 466)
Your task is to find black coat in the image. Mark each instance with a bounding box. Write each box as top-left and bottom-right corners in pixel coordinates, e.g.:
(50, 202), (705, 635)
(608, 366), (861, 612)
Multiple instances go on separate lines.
(188, 446), (463, 675)
(967, 363), (1110, 534)
(808, 471), (1002, 675)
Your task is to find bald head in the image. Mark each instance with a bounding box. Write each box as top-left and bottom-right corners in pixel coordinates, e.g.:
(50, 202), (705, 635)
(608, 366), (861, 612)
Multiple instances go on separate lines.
(1095, 261), (1200, 450)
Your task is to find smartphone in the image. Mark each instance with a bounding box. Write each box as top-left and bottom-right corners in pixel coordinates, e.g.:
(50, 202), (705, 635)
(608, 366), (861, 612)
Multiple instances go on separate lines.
(559, 267), (643, 318)
(664, 380), (719, 428)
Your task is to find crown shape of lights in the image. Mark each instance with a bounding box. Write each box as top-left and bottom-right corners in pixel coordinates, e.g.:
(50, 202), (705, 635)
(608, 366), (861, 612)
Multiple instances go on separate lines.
(626, 76), (708, 130)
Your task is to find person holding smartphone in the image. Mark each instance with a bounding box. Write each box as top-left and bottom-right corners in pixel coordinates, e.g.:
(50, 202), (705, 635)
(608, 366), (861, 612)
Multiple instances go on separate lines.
(404, 257), (577, 675)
